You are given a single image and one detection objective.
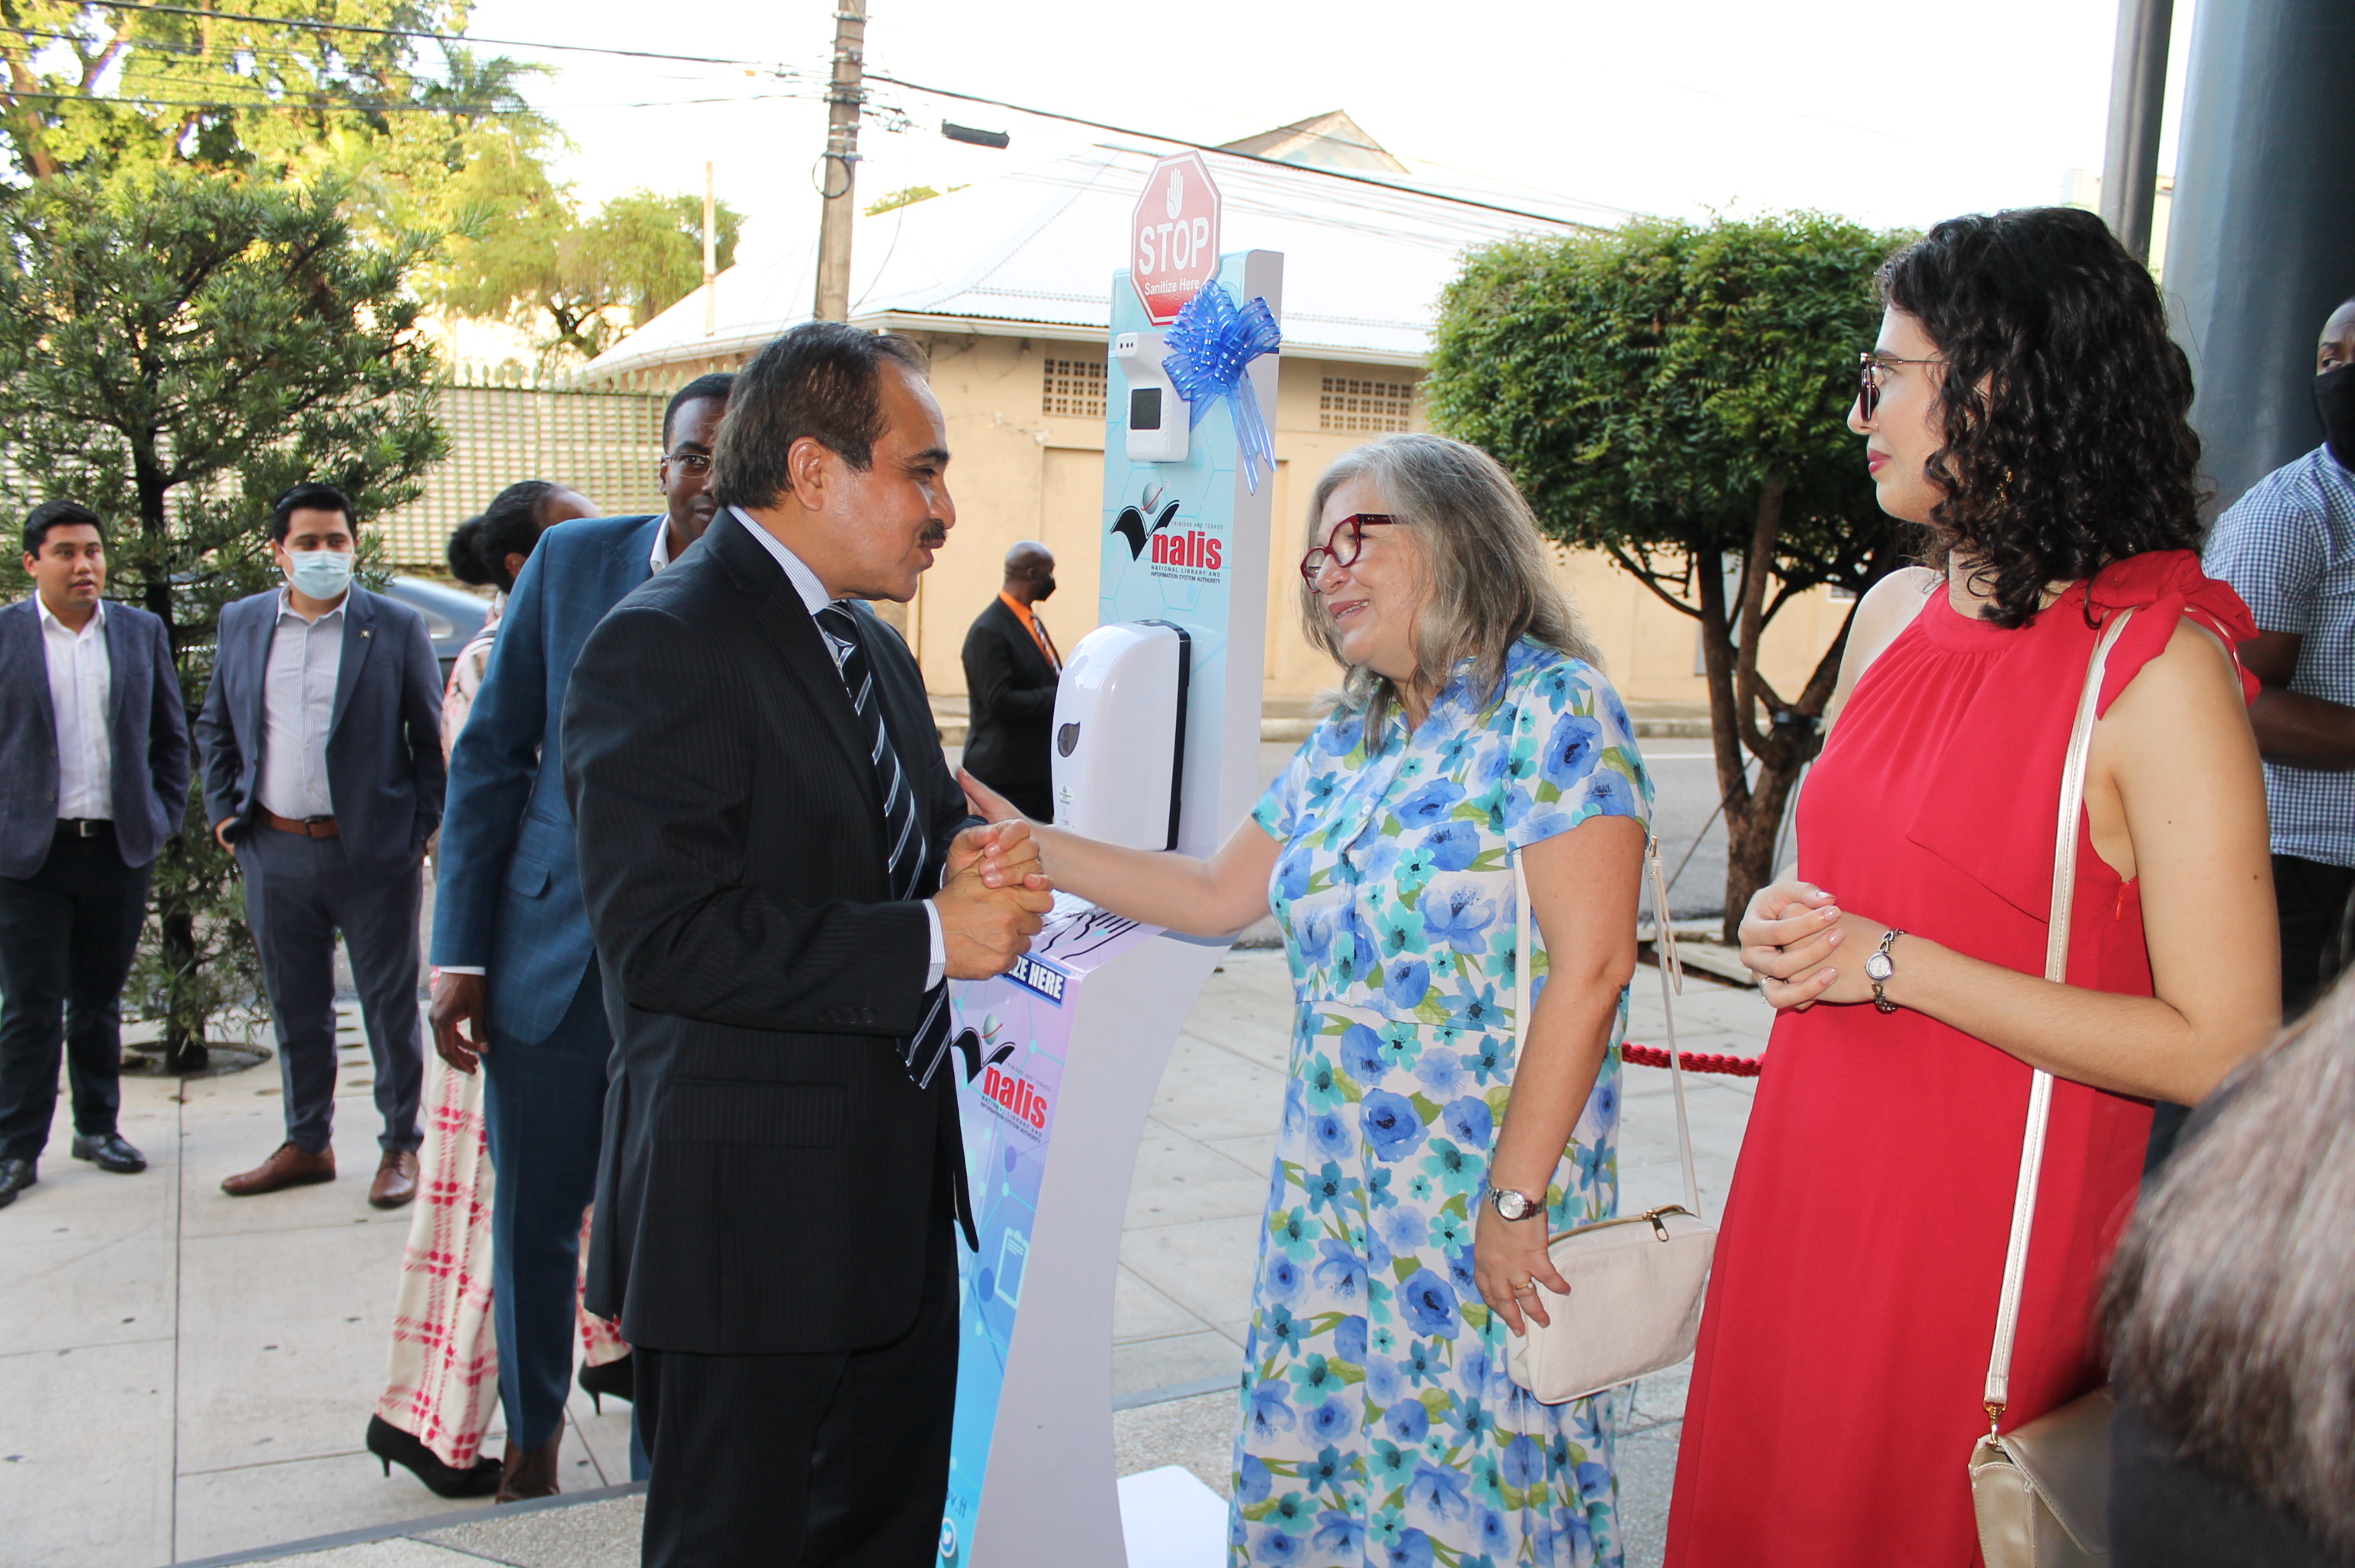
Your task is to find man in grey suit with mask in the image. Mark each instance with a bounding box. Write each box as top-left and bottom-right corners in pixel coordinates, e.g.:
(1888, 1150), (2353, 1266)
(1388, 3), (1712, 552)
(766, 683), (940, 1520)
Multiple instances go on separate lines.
(196, 483), (445, 1207)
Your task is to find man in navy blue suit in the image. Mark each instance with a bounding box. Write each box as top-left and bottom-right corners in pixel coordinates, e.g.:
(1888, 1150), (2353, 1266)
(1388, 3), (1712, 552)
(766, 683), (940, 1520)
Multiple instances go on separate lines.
(198, 484), (445, 1207)
(0, 501), (189, 1208)
(427, 371), (734, 1500)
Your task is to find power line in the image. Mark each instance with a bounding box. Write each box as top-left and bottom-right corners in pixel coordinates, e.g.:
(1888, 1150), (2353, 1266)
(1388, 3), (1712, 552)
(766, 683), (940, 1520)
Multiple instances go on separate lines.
(2, 88), (519, 111)
(866, 72), (1617, 229)
(2, 87), (824, 113)
(80, 2), (805, 73)
(33, 3), (1622, 227)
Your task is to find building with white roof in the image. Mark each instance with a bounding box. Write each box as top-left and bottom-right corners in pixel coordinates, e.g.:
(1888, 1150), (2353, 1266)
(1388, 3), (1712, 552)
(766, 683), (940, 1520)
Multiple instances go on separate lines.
(583, 120), (1839, 714)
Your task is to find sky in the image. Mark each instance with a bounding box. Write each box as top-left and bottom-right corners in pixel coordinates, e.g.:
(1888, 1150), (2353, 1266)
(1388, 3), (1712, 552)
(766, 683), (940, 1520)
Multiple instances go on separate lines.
(464, 0), (2198, 264)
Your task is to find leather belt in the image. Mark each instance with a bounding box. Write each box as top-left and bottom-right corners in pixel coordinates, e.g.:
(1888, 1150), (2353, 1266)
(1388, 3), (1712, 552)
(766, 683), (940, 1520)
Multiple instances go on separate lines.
(56, 818), (112, 837)
(263, 811), (339, 839)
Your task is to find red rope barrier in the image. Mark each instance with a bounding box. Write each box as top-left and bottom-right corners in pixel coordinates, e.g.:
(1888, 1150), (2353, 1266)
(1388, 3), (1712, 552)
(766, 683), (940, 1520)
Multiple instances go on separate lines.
(1622, 1043), (1765, 1078)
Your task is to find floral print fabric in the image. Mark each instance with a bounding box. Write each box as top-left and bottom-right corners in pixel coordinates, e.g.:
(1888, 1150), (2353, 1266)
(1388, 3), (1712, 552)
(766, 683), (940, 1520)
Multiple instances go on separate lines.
(1232, 638), (1653, 1568)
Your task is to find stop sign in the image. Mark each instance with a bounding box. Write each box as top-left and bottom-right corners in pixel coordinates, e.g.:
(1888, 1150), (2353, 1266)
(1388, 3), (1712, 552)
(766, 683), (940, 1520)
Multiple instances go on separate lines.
(1130, 152), (1222, 326)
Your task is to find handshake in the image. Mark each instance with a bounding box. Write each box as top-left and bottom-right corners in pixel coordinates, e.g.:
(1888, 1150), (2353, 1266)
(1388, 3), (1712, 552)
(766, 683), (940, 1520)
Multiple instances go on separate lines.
(936, 817), (1056, 980)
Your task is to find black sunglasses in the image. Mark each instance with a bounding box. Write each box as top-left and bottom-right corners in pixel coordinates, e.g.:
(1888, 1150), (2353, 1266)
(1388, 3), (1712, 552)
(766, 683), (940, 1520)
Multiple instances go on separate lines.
(1856, 351), (1945, 423)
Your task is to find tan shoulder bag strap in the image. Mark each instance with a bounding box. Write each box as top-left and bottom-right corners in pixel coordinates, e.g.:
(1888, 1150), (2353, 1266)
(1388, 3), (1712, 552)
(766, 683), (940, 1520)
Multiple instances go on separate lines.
(1982, 609), (2134, 1426)
(1513, 834), (1701, 1219)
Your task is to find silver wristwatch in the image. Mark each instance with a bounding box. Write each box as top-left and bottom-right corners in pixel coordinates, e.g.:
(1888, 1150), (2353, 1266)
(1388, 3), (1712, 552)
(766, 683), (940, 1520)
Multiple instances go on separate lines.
(1865, 928), (1904, 1014)
(1487, 1187), (1541, 1222)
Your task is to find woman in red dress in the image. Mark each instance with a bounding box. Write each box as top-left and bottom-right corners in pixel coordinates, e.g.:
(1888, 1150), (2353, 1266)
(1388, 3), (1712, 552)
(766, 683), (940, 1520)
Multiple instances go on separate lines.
(1666, 207), (2279, 1565)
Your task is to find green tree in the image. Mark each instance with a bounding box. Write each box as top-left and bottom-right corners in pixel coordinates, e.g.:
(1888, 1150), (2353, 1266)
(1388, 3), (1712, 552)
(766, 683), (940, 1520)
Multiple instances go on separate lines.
(440, 183), (744, 359)
(1, 4), (561, 241)
(1427, 212), (1913, 939)
(0, 165), (443, 1069)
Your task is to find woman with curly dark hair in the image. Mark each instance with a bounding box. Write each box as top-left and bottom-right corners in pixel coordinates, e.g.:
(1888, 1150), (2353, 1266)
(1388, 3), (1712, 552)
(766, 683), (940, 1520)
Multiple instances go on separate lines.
(1665, 207), (2279, 1563)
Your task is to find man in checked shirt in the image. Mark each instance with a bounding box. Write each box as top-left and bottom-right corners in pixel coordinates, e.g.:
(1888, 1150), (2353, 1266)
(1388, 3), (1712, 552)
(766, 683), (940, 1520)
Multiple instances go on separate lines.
(2205, 296), (2355, 1023)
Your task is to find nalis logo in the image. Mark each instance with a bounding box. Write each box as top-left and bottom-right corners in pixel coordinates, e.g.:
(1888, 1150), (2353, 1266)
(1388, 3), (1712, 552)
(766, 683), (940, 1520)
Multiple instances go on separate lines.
(1150, 530), (1221, 571)
(953, 1011), (1052, 1136)
(1111, 482), (1223, 585)
(950, 1013), (1014, 1084)
(979, 1062), (1051, 1135)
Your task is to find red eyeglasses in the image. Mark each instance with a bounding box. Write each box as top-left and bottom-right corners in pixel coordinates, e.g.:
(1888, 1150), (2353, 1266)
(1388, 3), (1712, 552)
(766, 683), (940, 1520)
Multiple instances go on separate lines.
(1300, 513), (1398, 583)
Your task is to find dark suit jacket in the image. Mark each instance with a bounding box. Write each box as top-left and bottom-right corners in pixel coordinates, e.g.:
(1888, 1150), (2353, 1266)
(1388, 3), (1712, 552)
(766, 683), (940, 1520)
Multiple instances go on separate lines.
(432, 514), (663, 1046)
(194, 585), (445, 879)
(0, 597), (190, 878)
(959, 595), (1060, 814)
(563, 511), (977, 1356)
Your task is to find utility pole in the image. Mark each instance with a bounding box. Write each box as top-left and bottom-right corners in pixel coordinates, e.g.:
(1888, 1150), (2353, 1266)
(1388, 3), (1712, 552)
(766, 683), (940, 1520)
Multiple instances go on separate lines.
(702, 160), (718, 339)
(2097, 0), (2173, 265)
(814, 2), (866, 323)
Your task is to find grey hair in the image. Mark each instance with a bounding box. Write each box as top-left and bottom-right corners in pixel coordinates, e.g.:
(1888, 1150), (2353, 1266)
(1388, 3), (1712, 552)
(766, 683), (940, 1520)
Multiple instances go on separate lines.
(2100, 978), (2355, 1551)
(1299, 433), (1601, 745)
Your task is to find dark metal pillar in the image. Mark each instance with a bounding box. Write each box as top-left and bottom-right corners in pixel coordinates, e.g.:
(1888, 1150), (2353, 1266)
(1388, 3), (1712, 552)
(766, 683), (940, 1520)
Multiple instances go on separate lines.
(2099, 0), (2173, 265)
(2163, 0), (2355, 516)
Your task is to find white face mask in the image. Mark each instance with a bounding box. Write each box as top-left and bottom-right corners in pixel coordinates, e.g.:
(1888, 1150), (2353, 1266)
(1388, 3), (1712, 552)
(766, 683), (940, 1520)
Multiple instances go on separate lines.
(288, 549), (355, 600)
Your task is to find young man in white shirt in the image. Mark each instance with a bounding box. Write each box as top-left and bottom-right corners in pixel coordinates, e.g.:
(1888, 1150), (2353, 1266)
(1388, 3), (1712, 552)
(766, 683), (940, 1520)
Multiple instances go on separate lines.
(0, 501), (190, 1208)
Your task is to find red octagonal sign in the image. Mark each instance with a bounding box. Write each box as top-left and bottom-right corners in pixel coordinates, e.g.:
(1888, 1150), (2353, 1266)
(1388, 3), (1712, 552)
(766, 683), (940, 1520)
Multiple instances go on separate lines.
(1130, 151), (1222, 326)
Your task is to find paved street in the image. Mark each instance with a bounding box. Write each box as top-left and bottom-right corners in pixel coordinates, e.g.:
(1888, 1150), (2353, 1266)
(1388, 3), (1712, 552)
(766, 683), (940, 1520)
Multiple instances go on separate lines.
(0, 943), (1765, 1567)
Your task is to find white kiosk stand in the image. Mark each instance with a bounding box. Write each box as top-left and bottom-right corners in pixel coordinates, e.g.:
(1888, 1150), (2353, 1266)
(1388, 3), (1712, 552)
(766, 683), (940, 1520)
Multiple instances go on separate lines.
(935, 199), (1284, 1568)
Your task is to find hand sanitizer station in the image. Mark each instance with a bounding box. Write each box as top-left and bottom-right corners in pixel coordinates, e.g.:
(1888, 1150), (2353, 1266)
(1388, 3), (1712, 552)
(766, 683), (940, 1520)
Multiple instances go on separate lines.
(937, 151), (1283, 1568)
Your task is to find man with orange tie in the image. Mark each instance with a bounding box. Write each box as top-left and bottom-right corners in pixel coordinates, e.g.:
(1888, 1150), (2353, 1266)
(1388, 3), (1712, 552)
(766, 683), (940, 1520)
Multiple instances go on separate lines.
(959, 541), (1062, 822)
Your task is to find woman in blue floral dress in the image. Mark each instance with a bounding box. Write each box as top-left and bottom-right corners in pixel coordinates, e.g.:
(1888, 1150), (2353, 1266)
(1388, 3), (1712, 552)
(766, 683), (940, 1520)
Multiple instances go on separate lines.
(961, 434), (1653, 1568)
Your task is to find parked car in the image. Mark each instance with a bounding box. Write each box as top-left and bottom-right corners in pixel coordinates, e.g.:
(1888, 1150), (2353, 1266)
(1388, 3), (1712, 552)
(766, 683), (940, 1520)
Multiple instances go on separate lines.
(383, 575), (493, 686)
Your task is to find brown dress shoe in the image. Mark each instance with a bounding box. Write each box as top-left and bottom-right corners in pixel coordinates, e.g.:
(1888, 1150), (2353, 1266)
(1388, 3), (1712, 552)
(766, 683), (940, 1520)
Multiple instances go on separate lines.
(495, 1435), (562, 1502)
(221, 1142), (336, 1197)
(368, 1150), (419, 1210)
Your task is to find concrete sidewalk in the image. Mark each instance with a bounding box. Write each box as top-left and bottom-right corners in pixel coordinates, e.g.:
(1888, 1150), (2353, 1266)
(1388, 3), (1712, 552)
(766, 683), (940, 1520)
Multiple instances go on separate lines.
(0, 949), (1768, 1568)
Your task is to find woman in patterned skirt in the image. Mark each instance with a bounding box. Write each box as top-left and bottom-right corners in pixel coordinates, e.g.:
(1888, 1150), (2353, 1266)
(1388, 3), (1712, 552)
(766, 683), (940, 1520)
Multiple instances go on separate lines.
(960, 432), (1653, 1567)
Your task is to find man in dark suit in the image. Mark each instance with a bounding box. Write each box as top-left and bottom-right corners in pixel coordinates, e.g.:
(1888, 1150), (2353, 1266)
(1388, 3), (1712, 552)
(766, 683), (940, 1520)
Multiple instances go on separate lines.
(564, 323), (1051, 1567)
(959, 540), (1063, 821)
(0, 501), (190, 1207)
(428, 371), (733, 1499)
(196, 484), (445, 1207)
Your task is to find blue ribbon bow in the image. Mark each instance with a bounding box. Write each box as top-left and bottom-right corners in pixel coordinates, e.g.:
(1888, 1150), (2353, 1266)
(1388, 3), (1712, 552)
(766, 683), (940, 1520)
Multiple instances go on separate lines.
(1161, 283), (1282, 493)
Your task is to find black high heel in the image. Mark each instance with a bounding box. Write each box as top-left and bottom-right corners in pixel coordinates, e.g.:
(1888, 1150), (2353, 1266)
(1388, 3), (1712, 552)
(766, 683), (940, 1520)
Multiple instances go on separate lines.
(578, 1352), (635, 1413)
(366, 1414), (503, 1498)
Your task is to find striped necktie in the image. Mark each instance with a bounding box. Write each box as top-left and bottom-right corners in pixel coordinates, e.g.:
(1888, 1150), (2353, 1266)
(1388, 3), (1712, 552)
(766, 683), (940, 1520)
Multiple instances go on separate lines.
(814, 602), (952, 1088)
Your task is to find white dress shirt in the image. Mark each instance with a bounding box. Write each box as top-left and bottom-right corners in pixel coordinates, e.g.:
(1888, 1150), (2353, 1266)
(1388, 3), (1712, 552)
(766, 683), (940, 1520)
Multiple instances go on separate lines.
(40, 596), (112, 821)
(731, 508), (947, 989)
(259, 589), (345, 821)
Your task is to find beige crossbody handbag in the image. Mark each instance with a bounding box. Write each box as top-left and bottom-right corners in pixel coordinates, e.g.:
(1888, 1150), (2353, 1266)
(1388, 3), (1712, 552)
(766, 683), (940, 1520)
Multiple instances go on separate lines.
(1966, 610), (2134, 1567)
(1504, 834), (1717, 1404)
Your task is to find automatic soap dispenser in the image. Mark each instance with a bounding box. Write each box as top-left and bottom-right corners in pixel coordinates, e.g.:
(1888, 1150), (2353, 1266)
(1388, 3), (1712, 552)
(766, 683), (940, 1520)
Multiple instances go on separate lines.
(1049, 620), (1190, 850)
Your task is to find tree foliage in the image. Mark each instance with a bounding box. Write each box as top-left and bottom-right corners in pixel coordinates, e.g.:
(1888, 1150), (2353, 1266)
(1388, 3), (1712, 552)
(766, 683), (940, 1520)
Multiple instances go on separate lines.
(0, 165), (443, 1066)
(1428, 212), (1914, 934)
(0, 2), (557, 214)
(2, 5), (734, 362)
(439, 182), (744, 359)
